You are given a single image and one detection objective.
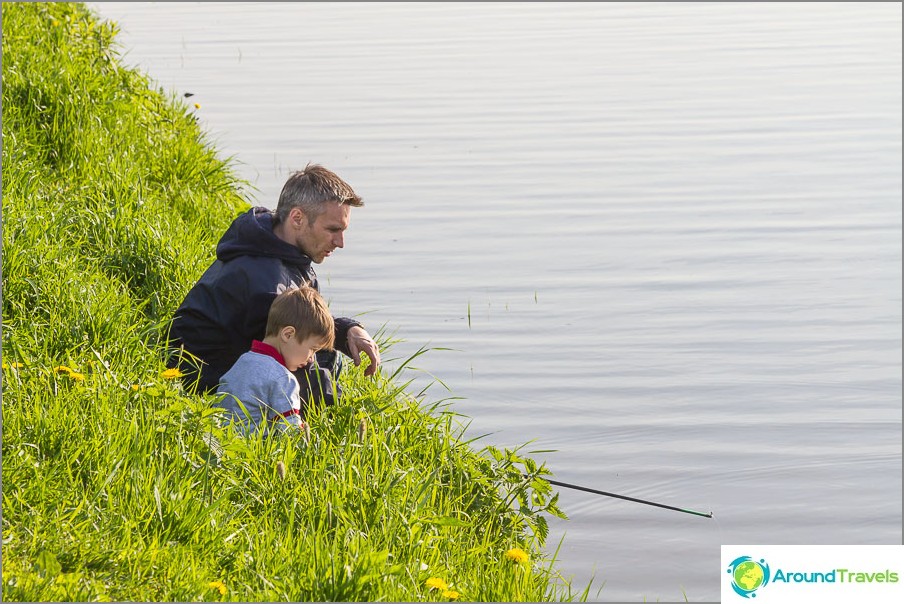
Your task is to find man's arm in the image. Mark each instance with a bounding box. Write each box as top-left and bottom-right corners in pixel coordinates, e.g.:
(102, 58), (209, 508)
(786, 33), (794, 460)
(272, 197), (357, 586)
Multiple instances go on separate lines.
(346, 325), (381, 377)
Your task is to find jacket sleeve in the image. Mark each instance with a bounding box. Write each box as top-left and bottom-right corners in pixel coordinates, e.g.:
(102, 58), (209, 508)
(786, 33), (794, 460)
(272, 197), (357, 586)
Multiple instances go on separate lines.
(333, 316), (363, 358)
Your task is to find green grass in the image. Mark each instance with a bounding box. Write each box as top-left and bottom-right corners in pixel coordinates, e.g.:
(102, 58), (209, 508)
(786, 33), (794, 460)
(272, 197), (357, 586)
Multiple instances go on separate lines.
(1, 3), (590, 601)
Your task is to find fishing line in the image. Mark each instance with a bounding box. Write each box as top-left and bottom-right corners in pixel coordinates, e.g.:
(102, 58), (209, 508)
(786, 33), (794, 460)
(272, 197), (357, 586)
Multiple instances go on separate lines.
(535, 476), (714, 519)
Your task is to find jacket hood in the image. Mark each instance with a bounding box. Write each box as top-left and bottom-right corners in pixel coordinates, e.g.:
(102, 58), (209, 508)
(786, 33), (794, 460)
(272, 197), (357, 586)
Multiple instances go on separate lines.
(216, 207), (312, 269)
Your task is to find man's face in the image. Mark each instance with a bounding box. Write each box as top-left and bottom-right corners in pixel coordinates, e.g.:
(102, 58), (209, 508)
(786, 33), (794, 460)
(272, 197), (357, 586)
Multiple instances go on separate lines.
(295, 203), (351, 263)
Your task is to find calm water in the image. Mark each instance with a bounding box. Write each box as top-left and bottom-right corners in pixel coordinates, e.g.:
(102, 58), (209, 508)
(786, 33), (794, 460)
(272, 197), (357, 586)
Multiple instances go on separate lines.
(90, 3), (902, 601)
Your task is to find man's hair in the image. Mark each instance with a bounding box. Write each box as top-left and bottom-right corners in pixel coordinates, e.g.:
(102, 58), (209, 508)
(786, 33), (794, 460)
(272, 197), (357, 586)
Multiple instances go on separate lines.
(265, 286), (335, 350)
(274, 163), (363, 225)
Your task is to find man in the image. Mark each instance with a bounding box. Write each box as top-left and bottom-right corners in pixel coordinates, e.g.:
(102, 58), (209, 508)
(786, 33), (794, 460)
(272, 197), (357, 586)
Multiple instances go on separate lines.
(167, 164), (380, 407)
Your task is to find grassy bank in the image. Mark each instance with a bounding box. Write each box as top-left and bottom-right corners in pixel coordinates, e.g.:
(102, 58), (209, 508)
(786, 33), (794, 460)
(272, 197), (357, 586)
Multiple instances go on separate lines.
(1, 3), (586, 601)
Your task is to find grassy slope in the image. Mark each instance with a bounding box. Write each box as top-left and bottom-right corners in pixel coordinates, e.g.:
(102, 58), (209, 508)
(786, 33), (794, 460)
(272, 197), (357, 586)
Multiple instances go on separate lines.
(1, 3), (583, 601)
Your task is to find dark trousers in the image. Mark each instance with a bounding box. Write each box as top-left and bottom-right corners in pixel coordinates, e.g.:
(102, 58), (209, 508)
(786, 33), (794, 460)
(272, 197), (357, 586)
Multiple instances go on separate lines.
(294, 349), (343, 417)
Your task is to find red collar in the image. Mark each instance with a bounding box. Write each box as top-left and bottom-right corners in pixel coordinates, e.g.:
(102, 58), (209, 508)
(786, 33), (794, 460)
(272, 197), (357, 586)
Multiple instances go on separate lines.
(251, 340), (287, 368)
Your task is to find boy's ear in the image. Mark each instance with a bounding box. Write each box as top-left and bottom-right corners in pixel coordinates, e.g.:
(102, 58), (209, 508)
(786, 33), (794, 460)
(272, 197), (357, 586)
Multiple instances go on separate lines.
(280, 325), (296, 341)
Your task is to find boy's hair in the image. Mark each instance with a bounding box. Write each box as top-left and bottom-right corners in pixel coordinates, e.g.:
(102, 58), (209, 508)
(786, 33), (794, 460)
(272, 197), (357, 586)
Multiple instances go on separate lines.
(265, 287), (335, 350)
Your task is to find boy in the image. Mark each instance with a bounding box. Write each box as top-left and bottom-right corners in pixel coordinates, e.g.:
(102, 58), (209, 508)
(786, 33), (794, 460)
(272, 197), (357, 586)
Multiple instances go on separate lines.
(215, 286), (335, 436)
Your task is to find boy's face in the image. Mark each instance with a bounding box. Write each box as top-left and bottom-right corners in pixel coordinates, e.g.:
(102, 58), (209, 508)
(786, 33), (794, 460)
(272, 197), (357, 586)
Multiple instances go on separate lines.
(281, 334), (323, 372)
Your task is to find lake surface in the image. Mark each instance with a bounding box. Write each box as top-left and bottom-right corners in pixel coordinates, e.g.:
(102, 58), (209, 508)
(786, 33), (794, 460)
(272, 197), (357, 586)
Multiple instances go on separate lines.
(89, 3), (902, 601)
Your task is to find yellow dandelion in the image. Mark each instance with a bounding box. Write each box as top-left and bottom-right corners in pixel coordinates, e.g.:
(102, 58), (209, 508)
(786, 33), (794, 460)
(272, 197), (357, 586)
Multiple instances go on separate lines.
(425, 577), (449, 591)
(207, 580), (226, 595)
(2, 362), (23, 370)
(160, 368), (184, 379)
(194, 102), (201, 109)
(131, 384), (141, 391)
(442, 590), (461, 600)
(54, 365), (74, 374)
(67, 372), (86, 382)
(504, 547), (529, 564)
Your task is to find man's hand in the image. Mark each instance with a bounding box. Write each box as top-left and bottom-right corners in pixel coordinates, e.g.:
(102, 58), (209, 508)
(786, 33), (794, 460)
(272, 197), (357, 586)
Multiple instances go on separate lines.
(347, 325), (381, 377)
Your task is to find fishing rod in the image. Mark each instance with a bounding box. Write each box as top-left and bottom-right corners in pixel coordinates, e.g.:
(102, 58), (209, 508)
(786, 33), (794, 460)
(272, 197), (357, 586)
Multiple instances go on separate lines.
(532, 476), (714, 519)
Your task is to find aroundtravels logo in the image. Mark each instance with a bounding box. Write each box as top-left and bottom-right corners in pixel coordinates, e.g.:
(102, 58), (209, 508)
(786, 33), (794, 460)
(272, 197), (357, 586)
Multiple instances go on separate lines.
(722, 546), (904, 603)
(726, 556), (771, 598)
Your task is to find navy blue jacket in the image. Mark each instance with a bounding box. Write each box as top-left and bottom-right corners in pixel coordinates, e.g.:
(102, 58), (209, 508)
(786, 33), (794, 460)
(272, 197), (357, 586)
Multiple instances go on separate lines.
(167, 207), (361, 393)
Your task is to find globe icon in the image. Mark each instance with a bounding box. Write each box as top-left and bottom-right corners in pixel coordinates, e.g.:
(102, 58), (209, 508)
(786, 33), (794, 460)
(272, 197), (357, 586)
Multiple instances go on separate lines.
(733, 560), (765, 592)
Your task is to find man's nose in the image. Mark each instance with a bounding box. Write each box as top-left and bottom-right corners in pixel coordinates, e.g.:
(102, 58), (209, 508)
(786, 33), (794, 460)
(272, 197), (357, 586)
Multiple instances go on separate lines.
(334, 232), (345, 248)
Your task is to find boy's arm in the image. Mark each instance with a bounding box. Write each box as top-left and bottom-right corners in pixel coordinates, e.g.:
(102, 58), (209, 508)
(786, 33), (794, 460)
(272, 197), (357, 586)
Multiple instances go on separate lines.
(267, 373), (305, 434)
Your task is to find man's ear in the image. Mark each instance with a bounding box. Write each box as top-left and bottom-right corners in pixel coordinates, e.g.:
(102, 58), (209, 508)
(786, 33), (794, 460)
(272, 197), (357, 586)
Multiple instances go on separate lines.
(289, 207), (307, 229)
